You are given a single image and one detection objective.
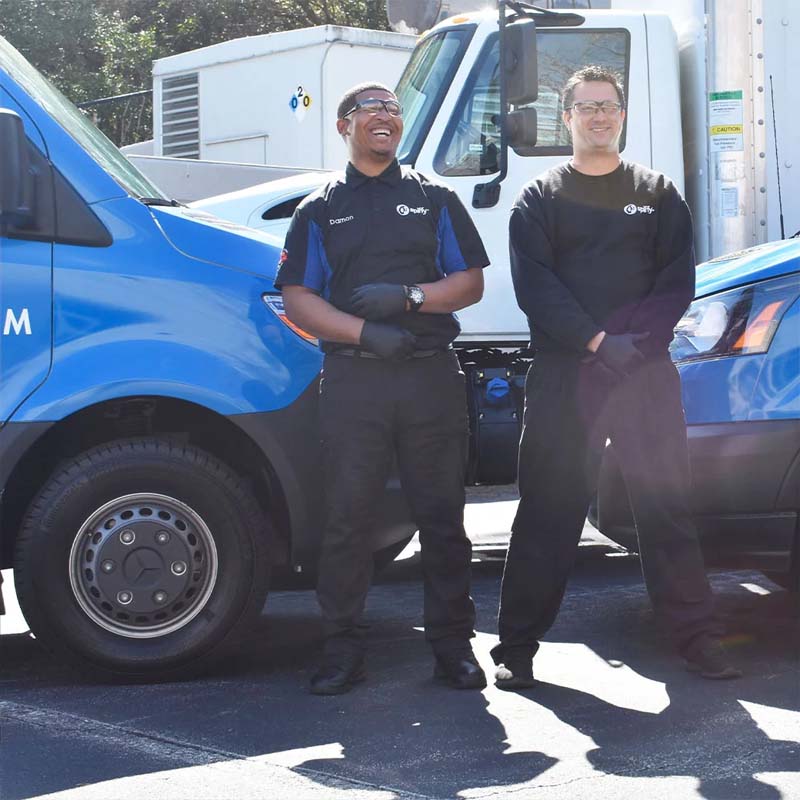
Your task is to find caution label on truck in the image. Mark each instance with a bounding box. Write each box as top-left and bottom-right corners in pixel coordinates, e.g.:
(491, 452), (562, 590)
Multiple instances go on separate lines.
(709, 90), (744, 152)
(710, 125), (744, 135)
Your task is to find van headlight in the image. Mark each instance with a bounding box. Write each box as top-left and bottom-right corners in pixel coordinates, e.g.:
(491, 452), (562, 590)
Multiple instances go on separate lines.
(262, 293), (319, 345)
(670, 273), (799, 363)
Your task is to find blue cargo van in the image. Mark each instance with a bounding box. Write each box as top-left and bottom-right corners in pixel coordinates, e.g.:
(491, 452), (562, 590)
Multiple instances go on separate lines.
(596, 240), (800, 590)
(0, 36), (411, 679)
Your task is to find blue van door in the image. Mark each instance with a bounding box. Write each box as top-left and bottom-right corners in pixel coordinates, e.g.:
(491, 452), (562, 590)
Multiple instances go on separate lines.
(0, 92), (53, 423)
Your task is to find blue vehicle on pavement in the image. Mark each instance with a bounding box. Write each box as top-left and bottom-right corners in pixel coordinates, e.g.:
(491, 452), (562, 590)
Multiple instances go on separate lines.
(0, 36), (411, 680)
(596, 239), (800, 590)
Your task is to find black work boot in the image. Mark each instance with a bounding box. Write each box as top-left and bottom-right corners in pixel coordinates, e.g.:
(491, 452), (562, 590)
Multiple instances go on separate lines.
(684, 638), (742, 680)
(433, 646), (487, 690)
(494, 651), (536, 691)
(309, 653), (366, 696)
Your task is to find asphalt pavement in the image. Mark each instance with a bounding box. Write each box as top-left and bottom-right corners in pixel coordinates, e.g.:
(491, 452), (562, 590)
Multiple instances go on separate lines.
(1, 490), (798, 800)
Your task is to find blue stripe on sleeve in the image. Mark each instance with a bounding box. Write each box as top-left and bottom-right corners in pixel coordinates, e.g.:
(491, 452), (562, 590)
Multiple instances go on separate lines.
(436, 205), (468, 275)
(305, 220), (333, 298)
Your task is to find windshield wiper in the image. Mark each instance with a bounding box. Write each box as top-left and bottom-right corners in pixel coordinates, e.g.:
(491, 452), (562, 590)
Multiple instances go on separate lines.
(139, 197), (184, 207)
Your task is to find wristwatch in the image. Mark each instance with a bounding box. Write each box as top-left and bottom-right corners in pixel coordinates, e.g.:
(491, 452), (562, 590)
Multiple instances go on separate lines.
(405, 284), (425, 312)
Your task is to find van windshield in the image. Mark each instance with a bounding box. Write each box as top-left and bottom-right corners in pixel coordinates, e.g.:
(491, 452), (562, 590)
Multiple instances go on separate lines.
(0, 36), (168, 201)
(396, 26), (474, 165)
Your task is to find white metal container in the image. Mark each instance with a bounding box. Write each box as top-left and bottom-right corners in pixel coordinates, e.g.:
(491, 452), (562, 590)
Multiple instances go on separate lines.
(152, 25), (415, 169)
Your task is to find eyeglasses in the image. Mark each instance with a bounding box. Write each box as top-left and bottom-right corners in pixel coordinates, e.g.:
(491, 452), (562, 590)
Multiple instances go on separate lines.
(566, 101), (624, 116)
(342, 98), (403, 118)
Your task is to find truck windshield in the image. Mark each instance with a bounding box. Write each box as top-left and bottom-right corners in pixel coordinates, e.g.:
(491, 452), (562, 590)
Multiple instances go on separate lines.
(0, 36), (168, 201)
(396, 27), (474, 164)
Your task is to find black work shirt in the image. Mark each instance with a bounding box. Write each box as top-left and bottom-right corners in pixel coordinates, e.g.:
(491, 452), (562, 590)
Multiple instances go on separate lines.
(510, 160), (695, 355)
(275, 159), (489, 351)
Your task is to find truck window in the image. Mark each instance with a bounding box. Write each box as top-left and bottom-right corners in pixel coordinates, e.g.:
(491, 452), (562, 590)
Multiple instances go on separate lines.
(434, 29), (630, 177)
(396, 26), (474, 165)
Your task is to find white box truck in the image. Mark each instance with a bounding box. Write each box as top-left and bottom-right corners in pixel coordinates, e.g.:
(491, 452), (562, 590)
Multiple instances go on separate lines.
(137, 24), (414, 200)
(194, 1), (798, 340)
(154, 24), (415, 166)
(181, 1), (800, 489)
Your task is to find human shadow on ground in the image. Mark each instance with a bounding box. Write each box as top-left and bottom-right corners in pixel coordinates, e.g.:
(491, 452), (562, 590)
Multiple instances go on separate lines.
(495, 566), (799, 800)
(1, 551), (796, 800)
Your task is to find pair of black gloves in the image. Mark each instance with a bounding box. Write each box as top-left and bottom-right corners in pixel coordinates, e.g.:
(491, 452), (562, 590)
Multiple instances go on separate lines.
(594, 332), (650, 378)
(351, 283), (418, 360)
(353, 285), (651, 371)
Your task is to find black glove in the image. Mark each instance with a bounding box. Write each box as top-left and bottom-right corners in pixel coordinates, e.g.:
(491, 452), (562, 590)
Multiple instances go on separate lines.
(351, 283), (407, 320)
(596, 332), (650, 376)
(360, 321), (417, 359)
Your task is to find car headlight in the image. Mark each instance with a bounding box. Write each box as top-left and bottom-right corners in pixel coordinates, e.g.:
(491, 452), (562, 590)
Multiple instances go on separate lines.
(670, 273), (799, 363)
(262, 293), (318, 345)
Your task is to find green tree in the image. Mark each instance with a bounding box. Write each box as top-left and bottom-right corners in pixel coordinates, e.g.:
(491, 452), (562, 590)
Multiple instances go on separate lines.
(0, 0), (390, 144)
(0, 0), (157, 143)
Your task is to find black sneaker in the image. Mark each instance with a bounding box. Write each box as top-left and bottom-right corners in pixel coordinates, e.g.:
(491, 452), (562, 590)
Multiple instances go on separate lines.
(433, 647), (487, 690)
(494, 658), (536, 691)
(309, 656), (366, 695)
(685, 639), (742, 680)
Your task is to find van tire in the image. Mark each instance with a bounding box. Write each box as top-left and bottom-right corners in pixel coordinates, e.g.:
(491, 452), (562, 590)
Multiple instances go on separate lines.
(14, 438), (271, 682)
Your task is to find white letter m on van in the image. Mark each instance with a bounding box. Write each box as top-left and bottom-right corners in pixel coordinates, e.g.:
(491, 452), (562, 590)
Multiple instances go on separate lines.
(4, 308), (32, 336)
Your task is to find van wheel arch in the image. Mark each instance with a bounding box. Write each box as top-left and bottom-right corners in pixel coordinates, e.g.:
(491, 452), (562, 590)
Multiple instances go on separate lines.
(1, 396), (292, 571)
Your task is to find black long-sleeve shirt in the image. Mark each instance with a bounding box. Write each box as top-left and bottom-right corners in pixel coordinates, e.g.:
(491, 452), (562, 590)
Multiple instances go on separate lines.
(509, 160), (695, 355)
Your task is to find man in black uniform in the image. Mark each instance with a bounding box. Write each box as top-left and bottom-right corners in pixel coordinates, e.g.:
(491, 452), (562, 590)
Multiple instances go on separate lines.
(491, 66), (741, 689)
(276, 82), (490, 695)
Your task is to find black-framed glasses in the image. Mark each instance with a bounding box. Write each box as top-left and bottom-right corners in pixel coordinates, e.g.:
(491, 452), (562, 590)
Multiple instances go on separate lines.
(566, 101), (624, 116)
(342, 98), (403, 118)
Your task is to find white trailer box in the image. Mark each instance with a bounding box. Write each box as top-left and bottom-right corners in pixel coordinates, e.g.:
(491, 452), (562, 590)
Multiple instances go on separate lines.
(152, 25), (415, 169)
(609, 0), (799, 264)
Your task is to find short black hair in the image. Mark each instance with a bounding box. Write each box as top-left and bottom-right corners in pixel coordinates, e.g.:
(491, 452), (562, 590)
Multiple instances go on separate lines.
(337, 82), (394, 120)
(562, 66), (625, 110)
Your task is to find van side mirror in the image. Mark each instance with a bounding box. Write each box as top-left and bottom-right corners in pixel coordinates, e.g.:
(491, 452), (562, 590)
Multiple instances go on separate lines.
(505, 20), (538, 106)
(0, 109), (34, 229)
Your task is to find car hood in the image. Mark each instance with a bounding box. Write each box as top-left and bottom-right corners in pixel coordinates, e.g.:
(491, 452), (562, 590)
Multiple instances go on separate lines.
(696, 238), (800, 297)
(150, 205), (283, 281)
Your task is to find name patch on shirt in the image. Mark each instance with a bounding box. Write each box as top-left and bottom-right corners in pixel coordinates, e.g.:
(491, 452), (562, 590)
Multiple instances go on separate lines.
(330, 215), (354, 225)
(396, 204), (429, 216)
(623, 203), (655, 215)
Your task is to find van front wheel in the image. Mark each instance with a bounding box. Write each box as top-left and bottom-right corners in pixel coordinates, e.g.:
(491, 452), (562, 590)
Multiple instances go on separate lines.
(14, 438), (271, 681)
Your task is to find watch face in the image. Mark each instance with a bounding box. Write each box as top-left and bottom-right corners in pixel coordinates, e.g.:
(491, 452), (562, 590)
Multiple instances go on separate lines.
(409, 286), (425, 306)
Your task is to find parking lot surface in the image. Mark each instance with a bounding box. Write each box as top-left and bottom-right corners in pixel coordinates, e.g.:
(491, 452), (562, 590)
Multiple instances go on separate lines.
(1, 501), (798, 800)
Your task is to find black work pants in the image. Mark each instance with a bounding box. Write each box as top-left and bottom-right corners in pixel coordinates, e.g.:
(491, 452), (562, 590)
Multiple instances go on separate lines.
(491, 353), (721, 666)
(316, 350), (475, 658)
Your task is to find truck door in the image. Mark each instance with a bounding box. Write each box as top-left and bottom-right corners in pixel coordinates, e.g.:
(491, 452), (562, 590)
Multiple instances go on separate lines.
(0, 89), (53, 423)
(410, 20), (644, 341)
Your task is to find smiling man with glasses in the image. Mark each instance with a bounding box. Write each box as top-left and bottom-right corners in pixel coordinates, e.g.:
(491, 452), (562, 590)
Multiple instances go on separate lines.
(276, 82), (490, 695)
(491, 65), (741, 690)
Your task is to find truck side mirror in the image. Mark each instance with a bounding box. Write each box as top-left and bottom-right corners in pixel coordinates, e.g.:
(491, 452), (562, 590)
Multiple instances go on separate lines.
(507, 107), (537, 150)
(0, 109), (34, 229)
(505, 20), (537, 106)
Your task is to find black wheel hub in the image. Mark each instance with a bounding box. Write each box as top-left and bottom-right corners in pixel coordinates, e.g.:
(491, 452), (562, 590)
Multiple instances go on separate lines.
(69, 493), (218, 638)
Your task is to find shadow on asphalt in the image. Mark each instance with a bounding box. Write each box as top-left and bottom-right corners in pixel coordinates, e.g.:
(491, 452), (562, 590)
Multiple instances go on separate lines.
(519, 582), (800, 800)
(1, 552), (798, 800)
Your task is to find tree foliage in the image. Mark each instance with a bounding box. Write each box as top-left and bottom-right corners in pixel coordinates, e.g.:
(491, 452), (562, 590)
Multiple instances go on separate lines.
(0, 0), (389, 143)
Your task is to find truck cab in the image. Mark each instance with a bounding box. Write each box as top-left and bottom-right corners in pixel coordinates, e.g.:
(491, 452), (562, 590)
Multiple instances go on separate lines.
(393, 6), (682, 344)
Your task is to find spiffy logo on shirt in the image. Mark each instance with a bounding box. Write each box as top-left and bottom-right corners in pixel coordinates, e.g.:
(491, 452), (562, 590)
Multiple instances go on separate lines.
(624, 203), (655, 215)
(397, 204), (429, 216)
